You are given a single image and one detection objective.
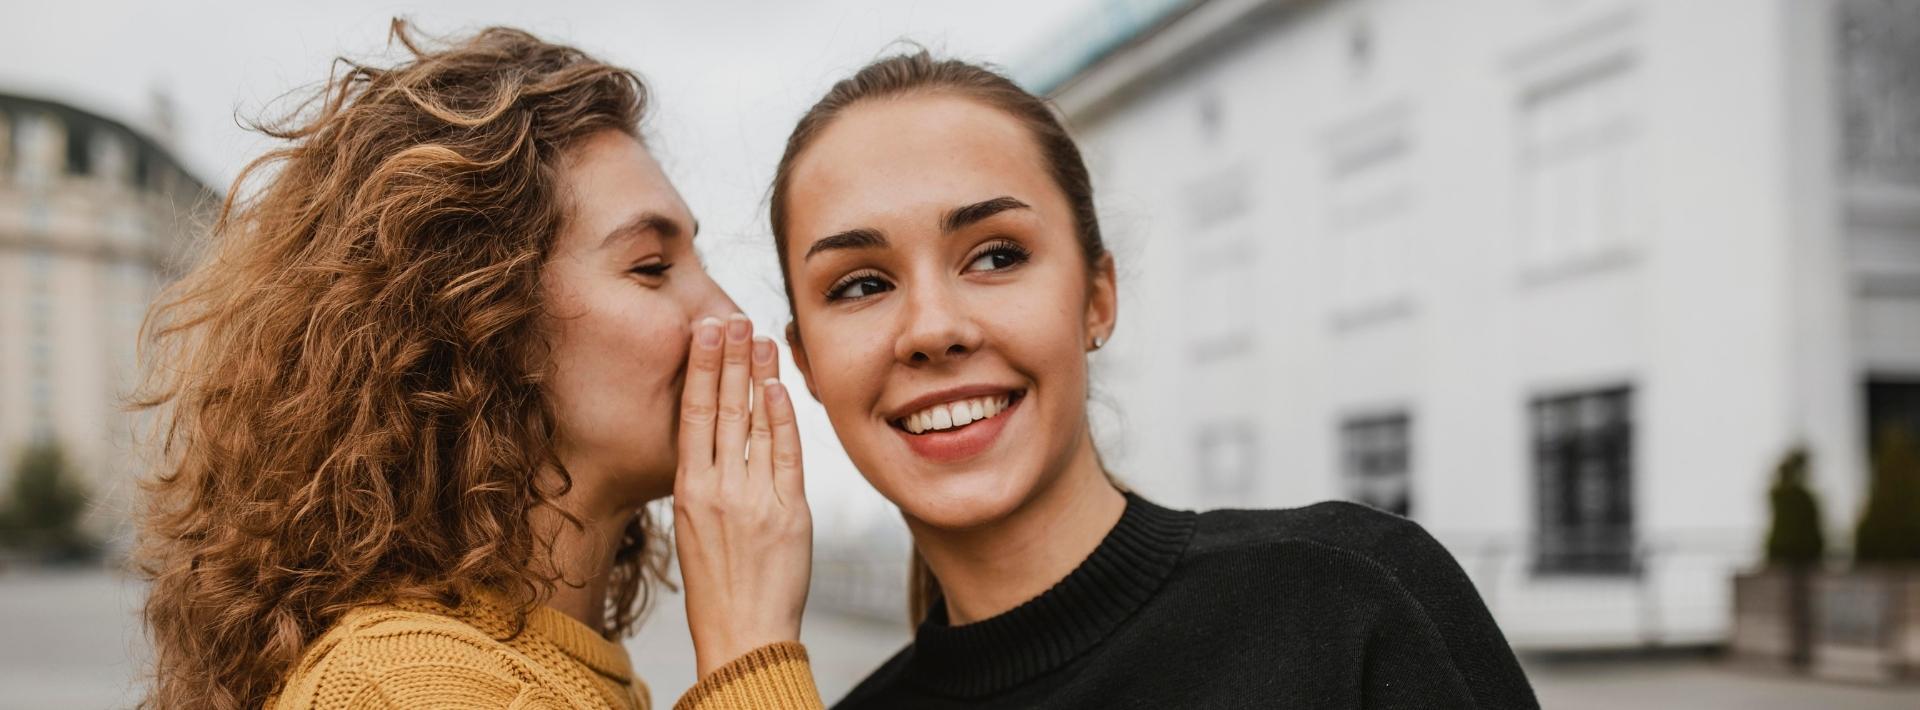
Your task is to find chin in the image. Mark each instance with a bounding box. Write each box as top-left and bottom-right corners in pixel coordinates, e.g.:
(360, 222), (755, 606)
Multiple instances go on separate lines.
(889, 466), (1039, 532)
(587, 452), (674, 508)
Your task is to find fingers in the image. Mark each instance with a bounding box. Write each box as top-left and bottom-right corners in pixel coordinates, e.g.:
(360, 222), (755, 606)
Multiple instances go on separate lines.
(715, 314), (754, 479)
(765, 379), (806, 506)
(677, 317), (725, 475)
(747, 336), (777, 476)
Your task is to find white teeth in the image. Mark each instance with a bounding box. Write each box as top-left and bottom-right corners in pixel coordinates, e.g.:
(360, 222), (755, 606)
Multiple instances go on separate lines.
(950, 402), (975, 427)
(898, 394), (1014, 434)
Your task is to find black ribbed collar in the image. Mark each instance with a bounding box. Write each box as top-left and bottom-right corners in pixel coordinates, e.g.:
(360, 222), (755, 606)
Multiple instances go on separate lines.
(903, 492), (1198, 698)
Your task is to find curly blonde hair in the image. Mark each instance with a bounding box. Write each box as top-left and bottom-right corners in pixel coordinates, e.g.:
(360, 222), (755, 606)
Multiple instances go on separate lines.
(134, 20), (667, 709)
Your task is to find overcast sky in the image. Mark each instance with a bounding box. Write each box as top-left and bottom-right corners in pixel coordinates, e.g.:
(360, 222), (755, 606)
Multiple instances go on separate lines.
(0, 0), (1102, 535)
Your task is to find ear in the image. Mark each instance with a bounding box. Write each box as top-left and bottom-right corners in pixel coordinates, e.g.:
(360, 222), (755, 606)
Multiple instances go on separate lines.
(1085, 253), (1118, 350)
(785, 321), (823, 402)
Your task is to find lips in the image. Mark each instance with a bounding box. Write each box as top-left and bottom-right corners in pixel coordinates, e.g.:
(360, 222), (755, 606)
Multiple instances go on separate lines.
(886, 387), (1026, 463)
(895, 392), (1018, 434)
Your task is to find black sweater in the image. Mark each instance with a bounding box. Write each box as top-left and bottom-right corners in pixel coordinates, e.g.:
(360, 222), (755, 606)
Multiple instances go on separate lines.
(834, 493), (1539, 709)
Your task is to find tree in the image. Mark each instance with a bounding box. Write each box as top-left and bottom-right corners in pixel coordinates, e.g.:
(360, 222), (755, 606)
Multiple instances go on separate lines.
(1765, 446), (1824, 567)
(0, 441), (95, 562)
(1855, 425), (1920, 565)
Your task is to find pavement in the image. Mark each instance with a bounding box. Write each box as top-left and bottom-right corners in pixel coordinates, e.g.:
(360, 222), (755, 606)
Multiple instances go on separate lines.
(3, 568), (1916, 709)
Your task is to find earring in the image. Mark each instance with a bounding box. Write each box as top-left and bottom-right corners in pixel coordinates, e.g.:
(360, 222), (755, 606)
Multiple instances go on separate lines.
(1091, 335), (1106, 351)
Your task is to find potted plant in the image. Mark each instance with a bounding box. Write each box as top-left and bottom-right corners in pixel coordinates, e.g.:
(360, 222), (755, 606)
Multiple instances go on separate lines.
(0, 441), (97, 566)
(1731, 446), (1823, 668)
(1813, 426), (1920, 682)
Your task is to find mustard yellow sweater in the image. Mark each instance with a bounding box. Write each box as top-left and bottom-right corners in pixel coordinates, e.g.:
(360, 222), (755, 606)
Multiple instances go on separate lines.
(269, 592), (822, 710)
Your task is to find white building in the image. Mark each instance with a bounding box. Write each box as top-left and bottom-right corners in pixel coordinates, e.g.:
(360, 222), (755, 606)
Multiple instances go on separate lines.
(0, 91), (214, 550)
(1018, 0), (1920, 648)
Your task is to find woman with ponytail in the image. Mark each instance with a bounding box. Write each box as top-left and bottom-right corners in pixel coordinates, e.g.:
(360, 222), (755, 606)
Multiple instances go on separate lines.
(767, 51), (1539, 709)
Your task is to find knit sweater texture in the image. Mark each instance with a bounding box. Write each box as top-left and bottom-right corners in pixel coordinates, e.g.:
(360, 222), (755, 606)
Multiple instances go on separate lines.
(835, 493), (1539, 709)
(270, 590), (822, 709)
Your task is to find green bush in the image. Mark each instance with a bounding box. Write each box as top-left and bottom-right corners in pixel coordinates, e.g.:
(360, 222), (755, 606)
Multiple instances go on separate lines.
(0, 441), (96, 562)
(1855, 425), (1920, 565)
(1765, 446), (1824, 567)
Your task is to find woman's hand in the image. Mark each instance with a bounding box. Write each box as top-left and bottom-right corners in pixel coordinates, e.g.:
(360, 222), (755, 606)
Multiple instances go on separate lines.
(673, 313), (812, 678)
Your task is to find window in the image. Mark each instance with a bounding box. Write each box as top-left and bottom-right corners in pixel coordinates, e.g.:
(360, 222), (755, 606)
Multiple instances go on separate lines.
(134, 145), (153, 191)
(1518, 54), (1645, 273)
(65, 117), (92, 176)
(15, 112), (54, 185)
(1325, 105), (1415, 326)
(1195, 421), (1258, 499)
(1866, 379), (1920, 454)
(1180, 163), (1259, 364)
(1839, 0), (1920, 186)
(1532, 386), (1635, 575)
(1341, 413), (1411, 517)
(0, 109), (12, 176)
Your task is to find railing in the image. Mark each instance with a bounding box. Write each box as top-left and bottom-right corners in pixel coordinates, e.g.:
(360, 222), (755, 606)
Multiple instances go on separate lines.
(811, 543), (913, 624)
(809, 527), (1773, 648)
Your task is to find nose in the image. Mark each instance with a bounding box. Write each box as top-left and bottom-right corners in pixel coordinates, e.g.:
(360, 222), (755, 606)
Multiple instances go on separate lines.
(894, 277), (984, 366)
(683, 262), (740, 323)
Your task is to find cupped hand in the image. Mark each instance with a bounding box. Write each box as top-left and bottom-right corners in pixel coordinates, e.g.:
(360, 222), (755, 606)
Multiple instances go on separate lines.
(672, 313), (812, 678)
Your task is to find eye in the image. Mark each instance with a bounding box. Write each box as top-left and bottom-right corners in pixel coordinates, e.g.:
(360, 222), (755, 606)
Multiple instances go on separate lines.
(629, 261), (673, 281)
(964, 240), (1031, 273)
(826, 270), (894, 302)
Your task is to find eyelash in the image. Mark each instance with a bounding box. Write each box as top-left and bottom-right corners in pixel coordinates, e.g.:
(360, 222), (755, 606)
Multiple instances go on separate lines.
(822, 239), (1032, 303)
(966, 239), (1031, 273)
(824, 269), (891, 302)
(630, 262), (673, 279)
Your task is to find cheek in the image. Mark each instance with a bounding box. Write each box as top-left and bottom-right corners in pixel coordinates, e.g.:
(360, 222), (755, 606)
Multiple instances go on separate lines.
(804, 319), (885, 415)
(553, 293), (690, 426)
(991, 265), (1091, 374)
(621, 309), (689, 399)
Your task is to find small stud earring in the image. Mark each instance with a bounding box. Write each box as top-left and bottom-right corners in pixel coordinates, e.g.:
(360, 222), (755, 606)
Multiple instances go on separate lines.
(1091, 335), (1106, 351)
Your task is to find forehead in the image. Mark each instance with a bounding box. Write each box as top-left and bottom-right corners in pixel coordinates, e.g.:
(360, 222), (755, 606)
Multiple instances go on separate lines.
(560, 130), (693, 241)
(784, 94), (1058, 241)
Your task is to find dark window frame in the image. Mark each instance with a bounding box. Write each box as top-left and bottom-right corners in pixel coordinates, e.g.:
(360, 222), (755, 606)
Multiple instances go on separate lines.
(1340, 412), (1413, 517)
(64, 117), (92, 177)
(1531, 385), (1637, 576)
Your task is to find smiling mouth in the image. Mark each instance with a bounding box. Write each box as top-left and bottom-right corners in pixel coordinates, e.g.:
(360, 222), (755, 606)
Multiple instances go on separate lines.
(892, 390), (1025, 435)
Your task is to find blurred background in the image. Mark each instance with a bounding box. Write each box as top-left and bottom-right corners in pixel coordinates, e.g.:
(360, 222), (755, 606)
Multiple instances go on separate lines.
(3, 0), (1920, 707)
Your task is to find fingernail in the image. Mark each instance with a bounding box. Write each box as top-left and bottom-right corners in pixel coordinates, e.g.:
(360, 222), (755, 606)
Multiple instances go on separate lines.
(727, 313), (750, 342)
(696, 318), (722, 347)
(753, 336), (775, 364)
(764, 380), (786, 404)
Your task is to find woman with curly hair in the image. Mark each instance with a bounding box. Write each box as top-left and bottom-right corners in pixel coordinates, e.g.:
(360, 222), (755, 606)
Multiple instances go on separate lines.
(136, 21), (820, 710)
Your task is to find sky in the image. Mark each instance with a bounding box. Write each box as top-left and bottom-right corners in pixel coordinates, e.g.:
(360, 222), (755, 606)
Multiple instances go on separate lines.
(0, 0), (1102, 537)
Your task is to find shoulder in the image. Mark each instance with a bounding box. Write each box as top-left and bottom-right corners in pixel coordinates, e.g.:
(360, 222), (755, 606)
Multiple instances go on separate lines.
(272, 605), (551, 709)
(1192, 499), (1447, 569)
(1185, 500), (1479, 614)
(1186, 500), (1538, 707)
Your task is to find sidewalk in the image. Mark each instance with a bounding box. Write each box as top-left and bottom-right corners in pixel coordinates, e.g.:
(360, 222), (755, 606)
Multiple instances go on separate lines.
(3, 569), (1916, 709)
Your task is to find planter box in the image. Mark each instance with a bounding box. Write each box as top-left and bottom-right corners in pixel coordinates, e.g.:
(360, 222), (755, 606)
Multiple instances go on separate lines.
(1812, 568), (1920, 682)
(1731, 568), (1815, 668)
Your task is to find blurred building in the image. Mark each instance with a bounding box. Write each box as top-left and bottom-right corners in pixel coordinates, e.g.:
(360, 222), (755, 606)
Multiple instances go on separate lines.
(0, 91), (214, 549)
(1019, 0), (1920, 648)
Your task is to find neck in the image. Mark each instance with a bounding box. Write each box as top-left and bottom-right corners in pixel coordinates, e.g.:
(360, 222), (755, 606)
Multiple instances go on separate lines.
(531, 466), (646, 635)
(908, 433), (1126, 625)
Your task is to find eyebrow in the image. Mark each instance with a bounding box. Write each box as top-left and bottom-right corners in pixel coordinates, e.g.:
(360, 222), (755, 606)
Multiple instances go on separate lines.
(804, 227), (887, 261)
(802, 196), (1031, 262)
(598, 212), (698, 251)
(942, 196), (1030, 233)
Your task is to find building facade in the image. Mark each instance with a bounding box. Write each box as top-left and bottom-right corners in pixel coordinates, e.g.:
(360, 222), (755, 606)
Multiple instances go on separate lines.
(0, 91), (213, 550)
(1019, 0), (1920, 648)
